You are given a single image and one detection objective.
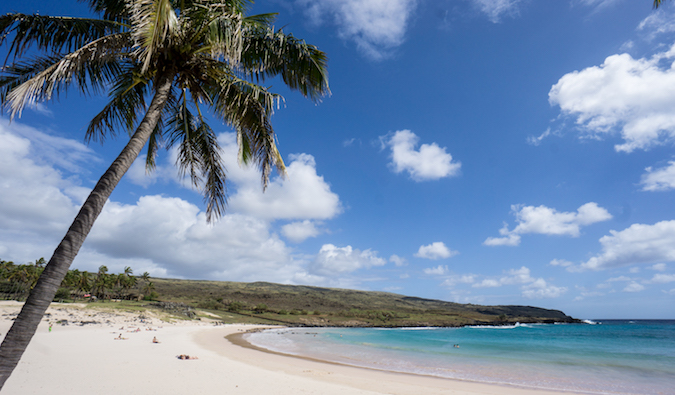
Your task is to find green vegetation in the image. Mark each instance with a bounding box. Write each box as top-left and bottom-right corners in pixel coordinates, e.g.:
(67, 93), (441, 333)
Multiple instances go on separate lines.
(0, 259), (153, 302)
(1, 259), (579, 327)
(148, 278), (579, 327)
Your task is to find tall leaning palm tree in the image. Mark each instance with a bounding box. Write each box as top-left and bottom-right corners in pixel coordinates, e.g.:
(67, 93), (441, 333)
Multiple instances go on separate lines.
(0, 0), (328, 387)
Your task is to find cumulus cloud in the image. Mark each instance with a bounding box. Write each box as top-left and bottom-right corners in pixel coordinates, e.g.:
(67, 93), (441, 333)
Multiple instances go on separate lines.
(470, 0), (524, 23)
(623, 282), (645, 292)
(0, 121), (361, 286)
(578, 220), (675, 271)
(441, 274), (476, 287)
(309, 244), (386, 276)
(415, 242), (458, 260)
(297, 0), (417, 60)
(423, 265), (449, 275)
(382, 130), (461, 181)
(641, 161), (675, 191)
(651, 263), (667, 271)
(549, 44), (675, 152)
(0, 122), (90, 238)
(550, 259), (574, 268)
(484, 203), (612, 246)
(217, 136), (341, 221)
(281, 220), (322, 243)
(472, 266), (567, 299)
(649, 273), (675, 283)
(389, 254), (408, 267)
(87, 196), (299, 281)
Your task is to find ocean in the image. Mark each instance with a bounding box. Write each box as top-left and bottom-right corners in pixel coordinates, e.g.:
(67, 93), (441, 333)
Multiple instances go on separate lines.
(246, 320), (675, 395)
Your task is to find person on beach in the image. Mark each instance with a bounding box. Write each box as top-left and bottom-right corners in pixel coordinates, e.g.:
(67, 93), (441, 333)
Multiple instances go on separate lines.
(177, 354), (198, 360)
(152, 337), (160, 343)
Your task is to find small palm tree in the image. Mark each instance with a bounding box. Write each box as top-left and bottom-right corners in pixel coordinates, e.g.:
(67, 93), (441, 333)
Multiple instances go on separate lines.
(0, 0), (328, 386)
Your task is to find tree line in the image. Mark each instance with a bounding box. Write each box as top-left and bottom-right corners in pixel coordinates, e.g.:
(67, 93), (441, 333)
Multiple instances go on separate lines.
(0, 258), (156, 302)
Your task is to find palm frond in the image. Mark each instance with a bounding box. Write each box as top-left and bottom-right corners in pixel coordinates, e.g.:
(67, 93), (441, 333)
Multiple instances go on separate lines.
(3, 33), (129, 118)
(210, 69), (285, 188)
(86, 64), (150, 142)
(166, 89), (227, 221)
(240, 27), (329, 102)
(131, 0), (179, 73)
(79, 0), (130, 22)
(0, 13), (125, 61)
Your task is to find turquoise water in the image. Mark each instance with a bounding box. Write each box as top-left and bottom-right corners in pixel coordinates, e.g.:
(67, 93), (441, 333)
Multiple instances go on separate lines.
(246, 320), (675, 394)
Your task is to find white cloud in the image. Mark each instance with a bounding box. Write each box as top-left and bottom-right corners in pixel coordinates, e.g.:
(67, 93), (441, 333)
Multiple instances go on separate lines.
(382, 130), (461, 181)
(527, 128), (551, 146)
(637, 8), (675, 40)
(484, 224), (522, 246)
(389, 254), (408, 267)
(470, 0), (524, 23)
(651, 263), (667, 271)
(641, 161), (675, 191)
(580, 220), (675, 271)
(0, 122), (90, 239)
(31, 103), (53, 117)
(623, 282), (645, 292)
(484, 202), (612, 246)
(297, 0), (417, 60)
(664, 288), (675, 295)
(423, 265), (449, 275)
(607, 275), (631, 282)
(441, 274), (476, 287)
(309, 244), (386, 276)
(221, 135), (341, 221)
(281, 220), (322, 243)
(522, 278), (567, 299)
(549, 44), (675, 152)
(550, 259), (574, 268)
(650, 273), (675, 283)
(575, 0), (620, 10)
(0, 121), (365, 286)
(415, 242), (458, 260)
(471, 266), (566, 299)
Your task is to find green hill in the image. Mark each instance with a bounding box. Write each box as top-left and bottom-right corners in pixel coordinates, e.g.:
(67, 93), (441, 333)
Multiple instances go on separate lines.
(152, 278), (579, 327)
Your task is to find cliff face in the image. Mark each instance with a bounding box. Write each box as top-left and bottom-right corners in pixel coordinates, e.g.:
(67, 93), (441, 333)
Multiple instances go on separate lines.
(152, 278), (580, 327)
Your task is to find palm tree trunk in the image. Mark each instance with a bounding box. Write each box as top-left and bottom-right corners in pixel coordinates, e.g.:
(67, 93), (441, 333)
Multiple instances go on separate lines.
(0, 72), (175, 389)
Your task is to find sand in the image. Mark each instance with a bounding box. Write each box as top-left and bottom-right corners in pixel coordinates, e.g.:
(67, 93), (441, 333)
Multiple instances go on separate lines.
(0, 301), (569, 395)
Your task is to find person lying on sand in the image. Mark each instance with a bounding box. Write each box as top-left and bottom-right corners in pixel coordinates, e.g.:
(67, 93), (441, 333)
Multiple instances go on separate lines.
(177, 354), (198, 360)
(114, 333), (128, 340)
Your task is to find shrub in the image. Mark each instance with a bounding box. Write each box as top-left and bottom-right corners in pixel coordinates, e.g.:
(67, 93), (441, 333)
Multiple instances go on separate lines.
(227, 301), (245, 312)
(253, 303), (268, 314)
(197, 300), (223, 310)
(53, 287), (71, 301)
(143, 291), (159, 301)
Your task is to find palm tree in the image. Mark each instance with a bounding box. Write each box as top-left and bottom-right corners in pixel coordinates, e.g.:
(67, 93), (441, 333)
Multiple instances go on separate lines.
(0, 0), (329, 386)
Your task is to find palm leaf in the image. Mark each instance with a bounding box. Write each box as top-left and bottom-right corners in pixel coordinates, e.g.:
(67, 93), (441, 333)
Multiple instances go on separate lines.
(240, 27), (330, 102)
(86, 64), (150, 142)
(3, 33), (129, 117)
(0, 13), (125, 61)
(131, 0), (179, 73)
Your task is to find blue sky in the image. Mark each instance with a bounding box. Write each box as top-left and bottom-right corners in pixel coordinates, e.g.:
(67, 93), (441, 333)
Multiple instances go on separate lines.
(2, 0), (675, 319)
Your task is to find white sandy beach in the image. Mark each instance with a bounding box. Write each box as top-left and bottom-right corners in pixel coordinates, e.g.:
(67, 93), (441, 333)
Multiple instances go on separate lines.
(0, 302), (569, 395)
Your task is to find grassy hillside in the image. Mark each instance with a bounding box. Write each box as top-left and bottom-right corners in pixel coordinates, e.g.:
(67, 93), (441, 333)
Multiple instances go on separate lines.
(151, 278), (579, 327)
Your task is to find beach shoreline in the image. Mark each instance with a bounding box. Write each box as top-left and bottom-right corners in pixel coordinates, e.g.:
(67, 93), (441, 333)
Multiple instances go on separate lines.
(0, 301), (574, 395)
